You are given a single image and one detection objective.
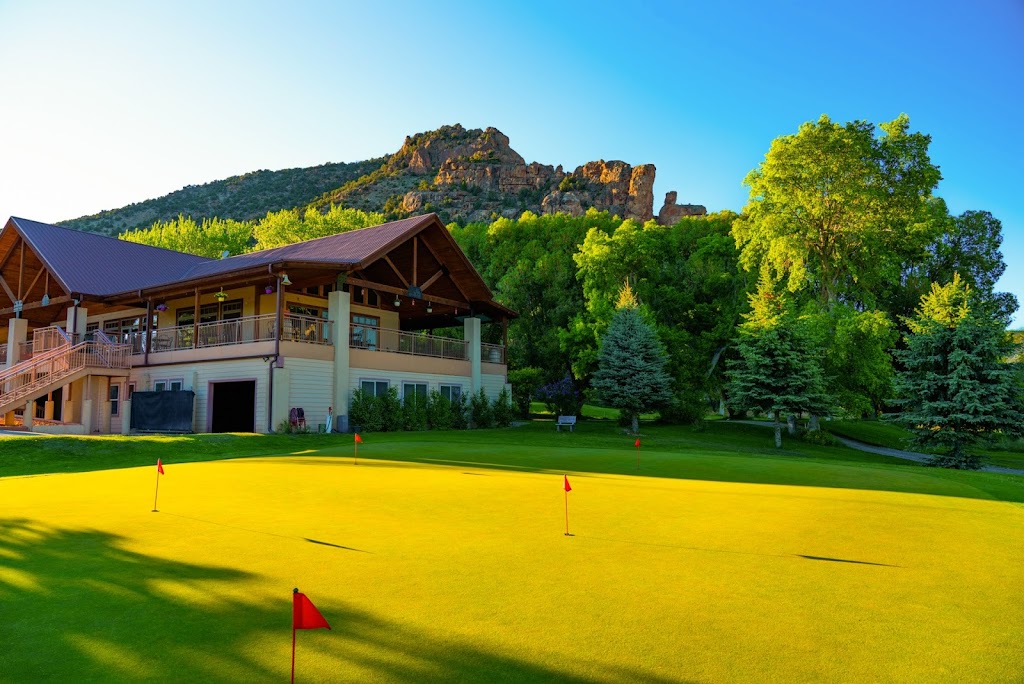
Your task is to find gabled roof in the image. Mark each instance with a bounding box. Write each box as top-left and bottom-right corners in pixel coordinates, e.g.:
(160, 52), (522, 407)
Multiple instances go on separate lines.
(176, 214), (436, 282)
(8, 217), (212, 296)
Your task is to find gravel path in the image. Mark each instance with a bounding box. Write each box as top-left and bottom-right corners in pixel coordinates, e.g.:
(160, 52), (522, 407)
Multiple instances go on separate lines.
(727, 420), (1024, 476)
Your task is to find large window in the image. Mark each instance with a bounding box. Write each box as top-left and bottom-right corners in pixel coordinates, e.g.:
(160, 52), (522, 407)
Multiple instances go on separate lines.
(439, 384), (462, 402)
(154, 378), (184, 392)
(360, 380), (389, 397)
(103, 315), (154, 344)
(402, 382), (428, 405)
(350, 287), (380, 308)
(177, 300), (242, 327)
(351, 315), (380, 351)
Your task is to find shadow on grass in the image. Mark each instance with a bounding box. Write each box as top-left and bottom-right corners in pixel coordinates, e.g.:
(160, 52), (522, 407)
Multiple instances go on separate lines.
(0, 518), (686, 682)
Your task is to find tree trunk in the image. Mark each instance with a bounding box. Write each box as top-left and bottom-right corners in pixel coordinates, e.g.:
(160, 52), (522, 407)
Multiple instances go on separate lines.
(787, 414), (797, 435)
(773, 420), (782, 448)
(631, 412), (639, 434)
(808, 414), (820, 432)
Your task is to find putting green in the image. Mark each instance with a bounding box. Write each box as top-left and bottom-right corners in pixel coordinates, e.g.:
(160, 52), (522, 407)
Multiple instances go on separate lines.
(1, 454), (1021, 682)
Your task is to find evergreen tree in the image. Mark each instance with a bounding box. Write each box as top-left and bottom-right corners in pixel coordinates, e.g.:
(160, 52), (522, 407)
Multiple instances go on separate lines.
(726, 288), (832, 447)
(894, 276), (1024, 469)
(591, 293), (673, 433)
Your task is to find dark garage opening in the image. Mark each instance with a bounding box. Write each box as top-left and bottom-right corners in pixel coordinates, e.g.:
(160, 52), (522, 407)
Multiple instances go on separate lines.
(211, 381), (256, 433)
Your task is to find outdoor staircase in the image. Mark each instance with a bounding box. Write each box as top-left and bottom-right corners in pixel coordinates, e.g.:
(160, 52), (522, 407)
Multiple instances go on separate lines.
(0, 329), (132, 419)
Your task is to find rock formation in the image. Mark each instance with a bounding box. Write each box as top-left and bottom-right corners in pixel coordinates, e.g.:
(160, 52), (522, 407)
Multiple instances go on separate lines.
(656, 191), (707, 225)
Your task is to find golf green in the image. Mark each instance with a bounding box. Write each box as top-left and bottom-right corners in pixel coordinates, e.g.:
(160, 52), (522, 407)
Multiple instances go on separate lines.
(1, 445), (1021, 682)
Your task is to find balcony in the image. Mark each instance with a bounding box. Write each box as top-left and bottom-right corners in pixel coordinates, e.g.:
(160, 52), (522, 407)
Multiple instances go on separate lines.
(122, 315), (504, 365)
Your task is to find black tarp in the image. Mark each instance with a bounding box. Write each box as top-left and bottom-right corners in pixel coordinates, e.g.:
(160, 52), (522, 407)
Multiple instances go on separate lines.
(130, 391), (195, 433)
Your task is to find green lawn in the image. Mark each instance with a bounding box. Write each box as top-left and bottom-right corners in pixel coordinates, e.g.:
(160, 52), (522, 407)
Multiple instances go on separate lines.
(1, 425), (1022, 681)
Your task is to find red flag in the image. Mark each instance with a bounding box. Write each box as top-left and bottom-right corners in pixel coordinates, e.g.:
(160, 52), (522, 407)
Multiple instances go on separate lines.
(156, 458), (164, 475)
(634, 438), (640, 448)
(354, 433), (362, 444)
(293, 590), (331, 630)
(563, 475), (572, 492)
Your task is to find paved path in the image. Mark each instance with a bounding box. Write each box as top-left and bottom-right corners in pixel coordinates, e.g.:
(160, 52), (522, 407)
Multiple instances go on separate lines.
(726, 420), (1024, 476)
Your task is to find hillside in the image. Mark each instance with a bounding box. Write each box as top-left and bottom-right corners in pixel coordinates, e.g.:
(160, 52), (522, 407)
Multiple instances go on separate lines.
(60, 124), (706, 234)
(59, 159), (384, 236)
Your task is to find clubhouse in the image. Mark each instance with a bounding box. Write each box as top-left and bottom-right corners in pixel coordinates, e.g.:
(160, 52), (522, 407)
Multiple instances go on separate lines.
(0, 214), (514, 434)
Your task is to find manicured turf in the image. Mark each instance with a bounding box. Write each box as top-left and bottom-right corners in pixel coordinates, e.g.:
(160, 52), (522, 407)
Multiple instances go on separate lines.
(2, 426), (1023, 681)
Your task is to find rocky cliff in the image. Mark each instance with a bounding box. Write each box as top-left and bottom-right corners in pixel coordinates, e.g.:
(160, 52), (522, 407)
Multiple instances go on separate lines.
(313, 124), (702, 225)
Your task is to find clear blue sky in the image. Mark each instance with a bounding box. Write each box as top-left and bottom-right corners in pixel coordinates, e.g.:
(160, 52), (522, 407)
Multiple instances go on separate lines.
(1, 1), (1022, 321)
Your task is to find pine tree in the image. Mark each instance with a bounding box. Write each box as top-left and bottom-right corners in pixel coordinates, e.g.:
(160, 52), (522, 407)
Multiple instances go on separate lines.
(591, 300), (673, 434)
(894, 277), (1024, 469)
(726, 289), (831, 447)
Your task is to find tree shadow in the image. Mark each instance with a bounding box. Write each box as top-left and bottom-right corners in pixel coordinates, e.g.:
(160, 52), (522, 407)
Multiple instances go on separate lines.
(0, 518), (688, 682)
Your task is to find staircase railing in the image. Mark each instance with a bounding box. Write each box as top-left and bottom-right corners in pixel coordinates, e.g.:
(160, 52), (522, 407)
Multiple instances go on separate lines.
(0, 338), (132, 413)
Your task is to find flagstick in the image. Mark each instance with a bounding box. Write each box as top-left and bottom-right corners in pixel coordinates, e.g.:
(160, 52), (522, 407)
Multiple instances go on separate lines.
(354, 440), (358, 466)
(152, 471), (160, 512)
(636, 442), (640, 471)
(291, 621), (297, 684)
(564, 489), (570, 536)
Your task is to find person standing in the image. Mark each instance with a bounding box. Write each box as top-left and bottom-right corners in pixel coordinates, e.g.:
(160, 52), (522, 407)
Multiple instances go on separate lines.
(326, 406), (334, 433)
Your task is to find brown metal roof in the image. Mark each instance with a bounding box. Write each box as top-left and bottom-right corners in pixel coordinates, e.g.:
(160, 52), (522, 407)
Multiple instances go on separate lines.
(9, 217), (212, 296)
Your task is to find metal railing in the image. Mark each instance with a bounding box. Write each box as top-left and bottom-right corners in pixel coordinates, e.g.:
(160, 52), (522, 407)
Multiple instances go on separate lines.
(18, 341), (34, 361)
(482, 343), (506, 365)
(281, 314), (331, 345)
(0, 339), (132, 414)
(139, 314), (279, 353)
(32, 326), (72, 354)
(350, 325), (469, 361)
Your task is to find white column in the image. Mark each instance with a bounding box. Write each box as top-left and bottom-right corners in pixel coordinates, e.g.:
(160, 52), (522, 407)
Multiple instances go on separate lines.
(328, 290), (351, 432)
(66, 306), (87, 340)
(6, 318), (28, 367)
(23, 401), (33, 429)
(464, 316), (481, 395)
(121, 399), (132, 435)
(271, 366), (291, 432)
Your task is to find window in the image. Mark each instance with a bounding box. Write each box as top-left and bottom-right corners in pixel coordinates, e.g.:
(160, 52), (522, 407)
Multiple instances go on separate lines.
(351, 315), (380, 351)
(109, 384), (120, 416)
(127, 382), (136, 400)
(439, 384), (462, 402)
(177, 300), (242, 326)
(154, 379), (184, 392)
(154, 381), (166, 392)
(84, 322), (99, 342)
(360, 380), (389, 397)
(170, 379), (183, 391)
(402, 382), (428, 405)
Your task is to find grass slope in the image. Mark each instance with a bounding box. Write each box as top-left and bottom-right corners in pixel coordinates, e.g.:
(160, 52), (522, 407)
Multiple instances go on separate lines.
(1, 433), (1022, 682)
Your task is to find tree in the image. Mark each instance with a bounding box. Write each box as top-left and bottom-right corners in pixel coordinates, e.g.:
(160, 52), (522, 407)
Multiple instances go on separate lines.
(120, 214), (253, 257)
(590, 300), (673, 433)
(733, 114), (941, 309)
(893, 276), (1024, 469)
(726, 289), (832, 447)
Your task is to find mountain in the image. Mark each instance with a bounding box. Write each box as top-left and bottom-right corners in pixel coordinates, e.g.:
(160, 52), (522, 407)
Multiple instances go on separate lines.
(60, 125), (706, 234)
(58, 159), (384, 236)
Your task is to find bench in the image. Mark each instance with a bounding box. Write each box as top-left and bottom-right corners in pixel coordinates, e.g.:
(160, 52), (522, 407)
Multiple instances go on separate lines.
(556, 415), (577, 432)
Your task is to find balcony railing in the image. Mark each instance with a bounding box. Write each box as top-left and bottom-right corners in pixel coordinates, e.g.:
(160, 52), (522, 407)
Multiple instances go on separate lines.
(350, 325), (469, 361)
(482, 343), (506, 365)
(117, 315), (503, 364)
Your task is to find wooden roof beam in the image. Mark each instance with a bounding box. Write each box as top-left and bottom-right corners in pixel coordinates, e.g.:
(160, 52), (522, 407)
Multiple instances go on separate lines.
(381, 255), (409, 288)
(346, 276), (468, 309)
(0, 294), (71, 317)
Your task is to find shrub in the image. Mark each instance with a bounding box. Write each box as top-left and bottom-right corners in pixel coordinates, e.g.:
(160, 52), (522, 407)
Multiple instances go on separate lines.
(402, 394), (428, 431)
(426, 390), (451, 430)
(349, 389), (383, 432)
(508, 367), (544, 417)
(450, 392), (469, 430)
(493, 387), (514, 427)
(535, 375), (580, 418)
(470, 389), (493, 429)
(380, 387), (403, 432)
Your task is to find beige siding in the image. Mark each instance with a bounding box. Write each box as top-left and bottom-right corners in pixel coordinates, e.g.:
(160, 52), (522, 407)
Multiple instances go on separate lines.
(285, 358), (334, 431)
(131, 358), (270, 432)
